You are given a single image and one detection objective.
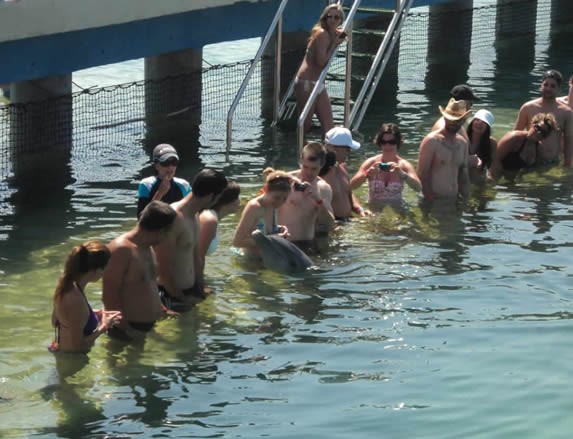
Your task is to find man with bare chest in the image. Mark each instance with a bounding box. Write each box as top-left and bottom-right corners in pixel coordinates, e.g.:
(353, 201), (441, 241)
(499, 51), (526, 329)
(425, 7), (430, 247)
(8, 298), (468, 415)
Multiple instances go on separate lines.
(154, 169), (228, 312)
(417, 98), (471, 202)
(103, 201), (177, 341)
(320, 126), (368, 220)
(279, 142), (335, 248)
(515, 69), (573, 166)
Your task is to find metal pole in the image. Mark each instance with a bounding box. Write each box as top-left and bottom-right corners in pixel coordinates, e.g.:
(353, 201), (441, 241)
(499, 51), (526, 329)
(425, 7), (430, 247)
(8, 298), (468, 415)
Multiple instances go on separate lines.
(273, 17), (283, 124)
(344, 25), (352, 127)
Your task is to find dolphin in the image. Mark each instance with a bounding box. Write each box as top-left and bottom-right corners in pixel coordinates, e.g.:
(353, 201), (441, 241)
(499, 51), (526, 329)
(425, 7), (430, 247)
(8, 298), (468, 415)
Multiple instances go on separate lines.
(251, 230), (313, 273)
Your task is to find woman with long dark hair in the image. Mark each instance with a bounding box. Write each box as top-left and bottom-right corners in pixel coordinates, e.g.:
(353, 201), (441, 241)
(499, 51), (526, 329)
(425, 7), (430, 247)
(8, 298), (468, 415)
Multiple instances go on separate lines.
(50, 241), (122, 353)
(467, 109), (497, 182)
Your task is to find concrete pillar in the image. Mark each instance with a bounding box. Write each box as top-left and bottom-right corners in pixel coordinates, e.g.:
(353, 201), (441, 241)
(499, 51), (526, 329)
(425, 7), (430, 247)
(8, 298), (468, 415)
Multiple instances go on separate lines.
(494, 0), (537, 106)
(548, 0), (573, 74)
(261, 30), (307, 121)
(425, 0), (474, 102)
(351, 11), (398, 108)
(9, 74), (73, 191)
(144, 48), (202, 154)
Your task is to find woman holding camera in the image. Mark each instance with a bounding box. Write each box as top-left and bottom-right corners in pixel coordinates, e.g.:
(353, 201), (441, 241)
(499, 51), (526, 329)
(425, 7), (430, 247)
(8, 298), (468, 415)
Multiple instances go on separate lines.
(350, 123), (421, 204)
(295, 3), (347, 135)
(232, 168), (293, 257)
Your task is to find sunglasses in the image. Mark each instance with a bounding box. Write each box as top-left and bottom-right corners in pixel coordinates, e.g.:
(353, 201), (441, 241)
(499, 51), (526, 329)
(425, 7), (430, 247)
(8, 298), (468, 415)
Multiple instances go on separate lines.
(326, 14), (342, 20)
(379, 139), (397, 145)
(159, 158), (179, 167)
(533, 123), (550, 138)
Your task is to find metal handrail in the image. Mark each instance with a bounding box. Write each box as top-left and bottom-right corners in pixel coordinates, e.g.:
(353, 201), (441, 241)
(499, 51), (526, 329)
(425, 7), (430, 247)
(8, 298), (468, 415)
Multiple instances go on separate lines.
(297, 0), (362, 152)
(349, 0), (414, 130)
(226, 0), (289, 148)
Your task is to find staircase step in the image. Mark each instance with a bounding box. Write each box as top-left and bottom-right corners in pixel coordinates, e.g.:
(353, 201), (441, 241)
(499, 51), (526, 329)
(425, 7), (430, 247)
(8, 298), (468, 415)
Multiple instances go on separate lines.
(327, 73), (367, 82)
(336, 51), (376, 60)
(331, 97), (354, 106)
(343, 6), (395, 15)
(351, 28), (387, 37)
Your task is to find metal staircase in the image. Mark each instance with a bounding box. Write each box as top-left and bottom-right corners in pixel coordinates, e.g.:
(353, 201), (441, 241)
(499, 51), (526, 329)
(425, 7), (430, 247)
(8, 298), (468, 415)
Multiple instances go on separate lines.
(226, 0), (414, 151)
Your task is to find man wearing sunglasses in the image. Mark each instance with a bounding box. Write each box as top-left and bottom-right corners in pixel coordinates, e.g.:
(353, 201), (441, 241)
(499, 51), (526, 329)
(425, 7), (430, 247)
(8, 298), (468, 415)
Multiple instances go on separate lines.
(515, 69), (573, 166)
(137, 144), (191, 218)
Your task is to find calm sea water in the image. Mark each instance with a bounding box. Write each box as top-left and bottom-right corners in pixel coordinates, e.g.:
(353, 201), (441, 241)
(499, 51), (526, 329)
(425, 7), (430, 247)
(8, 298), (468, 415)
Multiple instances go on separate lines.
(2, 1), (573, 438)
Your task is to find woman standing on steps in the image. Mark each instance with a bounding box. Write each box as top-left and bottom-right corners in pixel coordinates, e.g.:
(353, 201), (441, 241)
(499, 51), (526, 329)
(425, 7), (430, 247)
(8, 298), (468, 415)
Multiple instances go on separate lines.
(295, 3), (347, 135)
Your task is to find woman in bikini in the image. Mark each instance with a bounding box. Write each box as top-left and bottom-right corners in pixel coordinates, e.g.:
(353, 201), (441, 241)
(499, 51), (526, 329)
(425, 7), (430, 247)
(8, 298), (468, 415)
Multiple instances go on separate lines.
(350, 123), (421, 206)
(295, 3), (346, 134)
(232, 168), (293, 257)
(50, 241), (122, 353)
(489, 112), (558, 181)
(467, 109), (497, 183)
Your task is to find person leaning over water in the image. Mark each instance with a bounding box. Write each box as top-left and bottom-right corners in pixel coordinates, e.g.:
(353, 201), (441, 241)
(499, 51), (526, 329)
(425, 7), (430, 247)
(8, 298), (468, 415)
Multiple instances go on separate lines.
(467, 109), (497, 183)
(102, 201), (177, 342)
(417, 99), (471, 203)
(232, 169), (292, 258)
(197, 181), (241, 290)
(488, 113), (558, 182)
(50, 241), (122, 353)
(515, 69), (573, 166)
(137, 144), (191, 218)
(295, 3), (347, 135)
(154, 169), (228, 312)
(350, 123), (421, 205)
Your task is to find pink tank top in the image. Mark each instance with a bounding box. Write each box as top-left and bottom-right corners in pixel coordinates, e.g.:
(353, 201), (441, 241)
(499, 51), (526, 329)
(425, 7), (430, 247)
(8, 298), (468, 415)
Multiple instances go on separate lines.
(368, 173), (404, 202)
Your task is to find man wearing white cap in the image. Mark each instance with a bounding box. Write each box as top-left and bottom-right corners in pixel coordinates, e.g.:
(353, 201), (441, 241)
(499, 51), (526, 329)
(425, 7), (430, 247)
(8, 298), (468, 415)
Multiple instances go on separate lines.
(417, 98), (471, 202)
(321, 126), (369, 219)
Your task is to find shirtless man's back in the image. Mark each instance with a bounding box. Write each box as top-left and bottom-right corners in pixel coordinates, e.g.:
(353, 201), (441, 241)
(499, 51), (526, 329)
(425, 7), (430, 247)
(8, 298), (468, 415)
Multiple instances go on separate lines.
(103, 201), (177, 341)
(155, 169), (228, 312)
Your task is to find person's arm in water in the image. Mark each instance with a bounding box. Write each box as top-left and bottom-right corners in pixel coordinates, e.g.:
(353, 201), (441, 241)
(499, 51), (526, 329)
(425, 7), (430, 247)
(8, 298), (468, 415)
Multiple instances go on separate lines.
(417, 135), (436, 200)
(233, 201), (262, 250)
(153, 219), (185, 301)
(197, 210), (217, 281)
(562, 109), (573, 166)
(458, 139), (470, 201)
(514, 104), (530, 131)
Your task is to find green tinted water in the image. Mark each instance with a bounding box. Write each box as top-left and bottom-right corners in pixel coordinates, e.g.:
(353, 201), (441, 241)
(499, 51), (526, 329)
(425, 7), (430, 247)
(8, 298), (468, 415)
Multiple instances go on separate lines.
(1, 3), (573, 438)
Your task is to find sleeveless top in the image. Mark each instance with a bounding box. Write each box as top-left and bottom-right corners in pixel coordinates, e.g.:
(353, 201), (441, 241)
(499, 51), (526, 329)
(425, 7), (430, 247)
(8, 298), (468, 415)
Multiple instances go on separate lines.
(257, 208), (279, 234)
(368, 173), (404, 202)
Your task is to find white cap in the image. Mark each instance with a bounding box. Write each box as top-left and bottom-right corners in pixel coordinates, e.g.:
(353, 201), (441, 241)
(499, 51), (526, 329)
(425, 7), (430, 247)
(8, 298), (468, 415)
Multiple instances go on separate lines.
(325, 126), (361, 150)
(472, 109), (494, 127)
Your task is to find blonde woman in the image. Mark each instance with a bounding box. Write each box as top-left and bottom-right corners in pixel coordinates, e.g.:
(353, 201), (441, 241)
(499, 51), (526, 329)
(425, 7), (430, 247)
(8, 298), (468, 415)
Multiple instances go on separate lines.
(295, 3), (346, 134)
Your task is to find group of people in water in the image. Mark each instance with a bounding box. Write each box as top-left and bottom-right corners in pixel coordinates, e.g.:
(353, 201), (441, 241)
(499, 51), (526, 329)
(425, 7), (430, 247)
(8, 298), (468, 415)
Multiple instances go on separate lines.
(49, 1), (573, 356)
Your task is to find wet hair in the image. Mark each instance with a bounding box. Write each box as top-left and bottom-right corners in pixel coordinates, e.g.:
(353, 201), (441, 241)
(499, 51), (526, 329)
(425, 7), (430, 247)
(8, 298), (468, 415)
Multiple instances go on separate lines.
(467, 119), (493, 168)
(262, 167), (292, 193)
(138, 200), (177, 232)
(301, 142), (327, 166)
(191, 169), (228, 198)
(53, 240), (110, 303)
(373, 123), (403, 148)
(310, 3), (344, 42)
(531, 112), (559, 133)
(542, 69), (563, 87)
(319, 151), (337, 177)
(211, 181), (241, 211)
